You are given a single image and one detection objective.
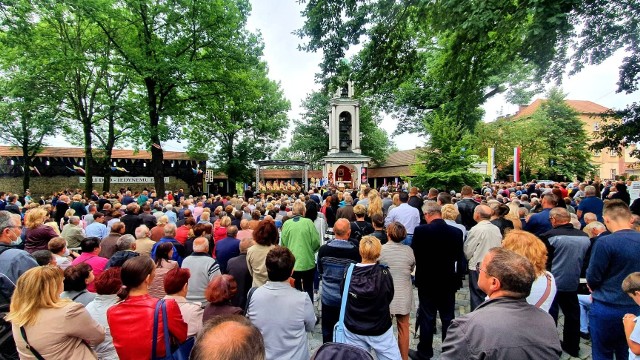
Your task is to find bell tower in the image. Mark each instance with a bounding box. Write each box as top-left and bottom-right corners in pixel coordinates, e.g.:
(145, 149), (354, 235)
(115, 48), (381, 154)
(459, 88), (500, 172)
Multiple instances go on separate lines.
(328, 80), (362, 154)
(323, 81), (371, 189)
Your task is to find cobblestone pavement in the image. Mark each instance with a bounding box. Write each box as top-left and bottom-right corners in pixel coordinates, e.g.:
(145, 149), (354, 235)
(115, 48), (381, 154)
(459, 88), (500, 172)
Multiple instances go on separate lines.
(308, 278), (593, 359)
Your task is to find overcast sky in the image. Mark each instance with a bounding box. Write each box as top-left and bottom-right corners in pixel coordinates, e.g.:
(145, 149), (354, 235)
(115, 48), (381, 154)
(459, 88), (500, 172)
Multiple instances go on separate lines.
(246, 0), (640, 152)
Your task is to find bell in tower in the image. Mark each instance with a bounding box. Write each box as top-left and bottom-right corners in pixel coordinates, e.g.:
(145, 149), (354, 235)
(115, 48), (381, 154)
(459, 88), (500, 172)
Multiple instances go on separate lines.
(323, 80), (371, 190)
(339, 112), (352, 151)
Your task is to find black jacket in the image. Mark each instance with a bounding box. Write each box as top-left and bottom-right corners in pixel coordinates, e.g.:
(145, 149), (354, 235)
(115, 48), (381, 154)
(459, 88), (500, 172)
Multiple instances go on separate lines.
(412, 219), (464, 293)
(456, 198), (478, 230)
(341, 264), (393, 336)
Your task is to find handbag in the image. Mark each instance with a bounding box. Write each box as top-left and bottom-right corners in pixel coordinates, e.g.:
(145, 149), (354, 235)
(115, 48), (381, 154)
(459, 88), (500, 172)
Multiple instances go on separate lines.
(333, 263), (355, 343)
(152, 299), (195, 360)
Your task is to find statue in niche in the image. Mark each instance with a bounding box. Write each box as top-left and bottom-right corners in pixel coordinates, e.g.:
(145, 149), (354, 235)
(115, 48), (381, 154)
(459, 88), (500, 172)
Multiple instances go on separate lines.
(258, 181), (266, 192)
(273, 181), (280, 191)
(266, 181), (273, 191)
(328, 167), (334, 184)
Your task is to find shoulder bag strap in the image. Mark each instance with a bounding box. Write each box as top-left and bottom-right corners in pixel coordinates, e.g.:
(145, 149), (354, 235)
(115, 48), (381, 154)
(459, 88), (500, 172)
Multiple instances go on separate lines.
(161, 300), (173, 360)
(151, 299), (163, 360)
(20, 326), (46, 360)
(71, 291), (87, 301)
(337, 264), (355, 326)
(535, 272), (553, 308)
(245, 287), (257, 313)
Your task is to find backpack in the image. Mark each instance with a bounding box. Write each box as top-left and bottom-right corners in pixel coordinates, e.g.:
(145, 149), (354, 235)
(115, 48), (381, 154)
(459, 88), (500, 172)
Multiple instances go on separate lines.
(312, 343), (374, 360)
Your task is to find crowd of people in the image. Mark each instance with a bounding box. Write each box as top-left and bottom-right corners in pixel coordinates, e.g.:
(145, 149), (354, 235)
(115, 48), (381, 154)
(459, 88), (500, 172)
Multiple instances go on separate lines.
(1, 179), (640, 359)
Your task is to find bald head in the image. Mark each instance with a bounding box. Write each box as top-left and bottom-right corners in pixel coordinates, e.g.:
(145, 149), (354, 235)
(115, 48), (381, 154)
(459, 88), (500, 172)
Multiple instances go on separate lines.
(583, 212), (597, 224)
(333, 218), (351, 239)
(474, 204), (493, 221)
(191, 315), (264, 360)
(193, 237), (209, 253)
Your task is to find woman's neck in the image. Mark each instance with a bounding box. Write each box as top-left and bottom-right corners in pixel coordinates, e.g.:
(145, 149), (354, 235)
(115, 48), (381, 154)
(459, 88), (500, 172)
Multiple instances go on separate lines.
(128, 285), (148, 297)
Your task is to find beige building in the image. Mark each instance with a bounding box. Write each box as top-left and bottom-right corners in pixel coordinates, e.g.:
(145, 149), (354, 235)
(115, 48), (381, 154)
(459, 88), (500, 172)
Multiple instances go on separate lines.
(513, 99), (637, 181)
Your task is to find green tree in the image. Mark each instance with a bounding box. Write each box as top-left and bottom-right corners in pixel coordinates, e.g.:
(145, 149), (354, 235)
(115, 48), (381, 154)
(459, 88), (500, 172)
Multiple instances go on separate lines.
(78, 0), (252, 195)
(277, 90), (394, 168)
(0, 69), (60, 192)
(533, 88), (596, 180)
(473, 117), (549, 180)
(184, 33), (290, 191)
(412, 114), (482, 191)
(298, 0), (639, 142)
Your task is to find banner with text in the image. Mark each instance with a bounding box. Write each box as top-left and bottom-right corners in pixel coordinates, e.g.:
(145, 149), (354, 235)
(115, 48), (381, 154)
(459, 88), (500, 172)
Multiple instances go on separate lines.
(79, 177), (169, 184)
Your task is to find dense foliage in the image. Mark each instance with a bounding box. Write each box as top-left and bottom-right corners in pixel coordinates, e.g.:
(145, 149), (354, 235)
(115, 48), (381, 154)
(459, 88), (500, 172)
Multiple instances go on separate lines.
(473, 88), (596, 181)
(0, 0), (290, 193)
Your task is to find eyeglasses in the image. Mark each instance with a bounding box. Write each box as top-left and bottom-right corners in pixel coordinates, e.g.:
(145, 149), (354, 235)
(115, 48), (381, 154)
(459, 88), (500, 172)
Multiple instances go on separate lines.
(476, 262), (493, 277)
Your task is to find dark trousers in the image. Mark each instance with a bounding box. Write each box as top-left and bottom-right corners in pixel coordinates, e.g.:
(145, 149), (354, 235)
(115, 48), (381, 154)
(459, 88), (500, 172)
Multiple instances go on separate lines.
(468, 270), (486, 311)
(321, 303), (340, 343)
(549, 290), (580, 354)
(416, 287), (455, 359)
(292, 268), (315, 302)
(590, 299), (637, 359)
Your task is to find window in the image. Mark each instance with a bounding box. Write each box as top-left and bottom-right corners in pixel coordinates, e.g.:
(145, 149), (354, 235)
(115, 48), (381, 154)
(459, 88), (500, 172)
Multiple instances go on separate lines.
(611, 169), (617, 179)
(593, 122), (600, 131)
(593, 150), (601, 157)
(610, 149), (618, 157)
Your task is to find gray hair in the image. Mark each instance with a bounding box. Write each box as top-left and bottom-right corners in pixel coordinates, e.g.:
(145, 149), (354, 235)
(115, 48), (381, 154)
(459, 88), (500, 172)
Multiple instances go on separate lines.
(164, 223), (177, 237)
(135, 225), (150, 239)
(422, 201), (441, 215)
(116, 234), (136, 251)
(0, 210), (14, 231)
(69, 216), (81, 225)
(585, 185), (596, 196)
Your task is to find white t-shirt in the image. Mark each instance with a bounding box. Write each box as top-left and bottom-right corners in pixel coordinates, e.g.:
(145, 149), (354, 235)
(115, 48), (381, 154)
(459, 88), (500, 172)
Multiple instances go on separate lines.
(629, 318), (640, 360)
(526, 271), (557, 312)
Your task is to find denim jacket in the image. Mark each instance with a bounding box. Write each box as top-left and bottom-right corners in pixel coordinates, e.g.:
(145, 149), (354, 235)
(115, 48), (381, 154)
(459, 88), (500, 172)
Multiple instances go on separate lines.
(318, 240), (360, 307)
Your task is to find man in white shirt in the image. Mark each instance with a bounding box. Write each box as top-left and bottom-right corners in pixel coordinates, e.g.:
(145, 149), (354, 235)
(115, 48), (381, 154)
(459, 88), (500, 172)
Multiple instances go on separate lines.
(384, 192), (420, 246)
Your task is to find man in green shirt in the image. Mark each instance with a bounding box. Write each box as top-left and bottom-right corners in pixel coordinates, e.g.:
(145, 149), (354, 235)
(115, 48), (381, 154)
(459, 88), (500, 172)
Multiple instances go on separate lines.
(281, 201), (320, 301)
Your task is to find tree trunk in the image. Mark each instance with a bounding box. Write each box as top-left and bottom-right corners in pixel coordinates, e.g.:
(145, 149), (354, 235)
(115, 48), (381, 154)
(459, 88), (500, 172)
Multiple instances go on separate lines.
(225, 134), (237, 195)
(102, 115), (116, 192)
(146, 77), (165, 196)
(21, 118), (31, 193)
(83, 116), (94, 196)
(22, 148), (31, 194)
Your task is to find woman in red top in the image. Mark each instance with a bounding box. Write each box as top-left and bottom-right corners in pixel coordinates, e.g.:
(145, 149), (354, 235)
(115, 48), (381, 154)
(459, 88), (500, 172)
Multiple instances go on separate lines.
(107, 256), (187, 360)
(213, 216), (231, 242)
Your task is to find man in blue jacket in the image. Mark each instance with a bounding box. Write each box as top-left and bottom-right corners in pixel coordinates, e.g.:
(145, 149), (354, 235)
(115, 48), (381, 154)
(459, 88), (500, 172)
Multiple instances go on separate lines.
(587, 200), (640, 359)
(524, 193), (556, 236)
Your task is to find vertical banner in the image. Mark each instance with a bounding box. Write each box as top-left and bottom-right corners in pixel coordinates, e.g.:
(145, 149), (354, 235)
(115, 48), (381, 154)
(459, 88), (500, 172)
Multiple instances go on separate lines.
(488, 148), (495, 183)
(513, 147), (521, 183)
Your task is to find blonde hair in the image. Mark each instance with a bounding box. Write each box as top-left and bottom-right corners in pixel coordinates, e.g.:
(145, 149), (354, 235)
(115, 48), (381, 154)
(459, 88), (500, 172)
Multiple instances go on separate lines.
(6, 266), (69, 327)
(157, 215), (169, 225)
(220, 216), (232, 227)
(64, 208), (76, 217)
(367, 190), (383, 218)
(25, 208), (47, 229)
(72, 194), (82, 202)
(502, 230), (548, 276)
(441, 204), (459, 221)
(505, 203), (522, 230)
(359, 235), (382, 262)
(392, 193), (400, 206)
(354, 204), (367, 217)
